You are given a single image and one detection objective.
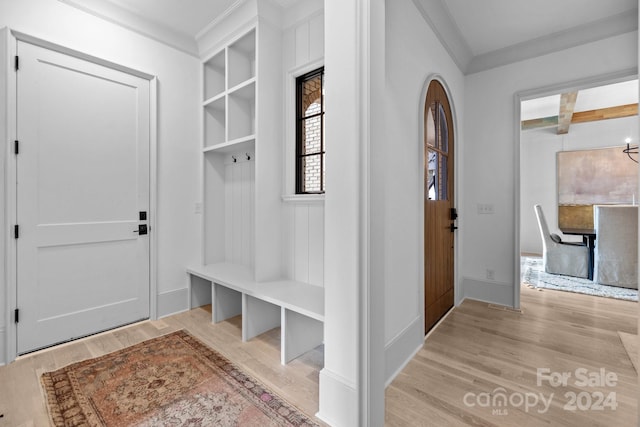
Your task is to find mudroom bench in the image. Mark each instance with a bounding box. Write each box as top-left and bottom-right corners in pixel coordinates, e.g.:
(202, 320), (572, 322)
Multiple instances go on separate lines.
(187, 263), (324, 364)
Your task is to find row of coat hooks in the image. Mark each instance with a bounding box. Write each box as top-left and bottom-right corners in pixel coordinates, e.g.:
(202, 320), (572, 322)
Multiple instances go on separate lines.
(232, 153), (252, 163)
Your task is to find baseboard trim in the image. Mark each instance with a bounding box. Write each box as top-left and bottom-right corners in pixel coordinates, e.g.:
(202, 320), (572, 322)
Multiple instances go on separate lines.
(384, 316), (423, 387)
(462, 276), (515, 308)
(157, 287), (189, 319)
(317, 368), (357, 427)
(0, 327), (5, 366)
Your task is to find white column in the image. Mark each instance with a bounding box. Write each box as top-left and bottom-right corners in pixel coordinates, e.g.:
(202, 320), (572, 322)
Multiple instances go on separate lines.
(318, 0), (386, 426)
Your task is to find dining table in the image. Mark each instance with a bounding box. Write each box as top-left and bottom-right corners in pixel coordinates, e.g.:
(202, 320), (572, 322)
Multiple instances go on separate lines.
(559, 227), (596, 280)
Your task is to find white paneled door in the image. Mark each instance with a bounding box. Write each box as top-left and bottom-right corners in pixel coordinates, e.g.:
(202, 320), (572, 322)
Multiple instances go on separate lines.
(16, 41), (150, 354)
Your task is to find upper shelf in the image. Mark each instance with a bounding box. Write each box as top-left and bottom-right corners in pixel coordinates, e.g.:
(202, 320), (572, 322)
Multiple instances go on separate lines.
(228, 29), (256, 89)
(203, 28), (256, 102)
(203, 50), (225, 101)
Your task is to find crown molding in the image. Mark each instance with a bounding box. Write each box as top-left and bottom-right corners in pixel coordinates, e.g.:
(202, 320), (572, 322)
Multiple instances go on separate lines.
(195, 0), (247, 41)
(412, 0), (638, 76)
(58, 0), (199, 57)
(411, 0), (473, 73)
(466, 9), (638, 75)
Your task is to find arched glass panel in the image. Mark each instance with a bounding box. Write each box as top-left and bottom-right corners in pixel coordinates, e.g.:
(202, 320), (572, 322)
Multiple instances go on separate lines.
(425, 101), (449, 201)
(438, 103), (448, 153)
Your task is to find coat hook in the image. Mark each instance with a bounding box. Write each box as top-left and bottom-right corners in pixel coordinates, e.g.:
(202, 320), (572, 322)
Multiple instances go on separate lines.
(246, 152), (251, 161)
(232, 156), (237, 163)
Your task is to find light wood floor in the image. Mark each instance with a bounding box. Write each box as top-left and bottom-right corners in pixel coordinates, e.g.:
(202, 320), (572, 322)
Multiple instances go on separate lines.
(0, 285), (636, 426)
(0, 306), (325, 427)
(386, 285), (638, 426)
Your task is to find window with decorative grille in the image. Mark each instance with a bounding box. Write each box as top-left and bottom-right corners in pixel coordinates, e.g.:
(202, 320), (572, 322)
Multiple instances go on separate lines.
(296, 67), (325, 194)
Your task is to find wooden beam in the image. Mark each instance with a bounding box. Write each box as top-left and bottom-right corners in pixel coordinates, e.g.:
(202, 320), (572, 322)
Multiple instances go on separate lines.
(521, 116), (558, 131)
(521, 103), (639, 131)
(571, 103), (638, 124)
(557, 91), (578, 134)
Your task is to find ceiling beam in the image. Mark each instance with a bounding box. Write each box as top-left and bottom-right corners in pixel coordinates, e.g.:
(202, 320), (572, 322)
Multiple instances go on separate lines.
(557, 92), (578, 134)
(521, 103), (639, 131)
(521, 116), (559, 131)
(571, 103), (638, 124)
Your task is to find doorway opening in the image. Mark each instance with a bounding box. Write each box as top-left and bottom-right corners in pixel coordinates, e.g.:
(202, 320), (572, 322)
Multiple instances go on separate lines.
(517, 74), (638, 304)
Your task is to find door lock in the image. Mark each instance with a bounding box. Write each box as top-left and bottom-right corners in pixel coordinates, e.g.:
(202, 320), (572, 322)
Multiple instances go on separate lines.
(134, 224), (148, 235)
(449, 223), (458, 232)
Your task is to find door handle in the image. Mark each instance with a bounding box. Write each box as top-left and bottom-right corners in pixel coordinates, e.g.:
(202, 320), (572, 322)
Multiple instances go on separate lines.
(133, 224), (148, 235)
(449, 223), (458, 232)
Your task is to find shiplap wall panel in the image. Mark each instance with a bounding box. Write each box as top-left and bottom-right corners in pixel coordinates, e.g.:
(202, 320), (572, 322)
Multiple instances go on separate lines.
(294, 205), (310, 282)
(282, 205), (295, 279)
(282, 204), (324, 286)
(224, 157), (255, 269)
(281, 11), (325, 286)
(307, 204), (324, 286)
(241, 160), (253, 268)
(204, 153), (225, 264)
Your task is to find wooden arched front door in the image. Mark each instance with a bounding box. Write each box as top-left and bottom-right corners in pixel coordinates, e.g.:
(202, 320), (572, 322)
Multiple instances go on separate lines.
(424, 80), (456, 332)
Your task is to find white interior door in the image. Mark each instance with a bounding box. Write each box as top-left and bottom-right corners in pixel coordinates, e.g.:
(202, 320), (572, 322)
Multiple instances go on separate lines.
(16, 41), (150, 354)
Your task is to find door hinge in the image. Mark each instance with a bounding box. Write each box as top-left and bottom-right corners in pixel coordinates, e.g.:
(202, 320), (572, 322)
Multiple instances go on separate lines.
(14, 224), (19, 239)
(14, 140), (19, 155)
(14, 309), (19, 323)
(14, 55), (19, 71)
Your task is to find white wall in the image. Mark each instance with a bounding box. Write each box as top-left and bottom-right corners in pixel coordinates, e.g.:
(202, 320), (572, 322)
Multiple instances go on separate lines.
(463, 31), (638, 307)
(521, 116), (639, 254)
(0, 27), (7, 364)
(281, 1), (325, 286)
(380, 0), (465, 383)
(0, 0), (201, 363)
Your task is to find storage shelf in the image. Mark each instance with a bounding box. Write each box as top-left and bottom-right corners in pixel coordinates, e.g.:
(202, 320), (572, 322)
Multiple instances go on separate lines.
(203, 92), (225, 107)
(228, 77), (256, 97)
(228, 29), (256, 88)
(204, 97), (226, 148)
(228, 82), (255, 141)
(203, 50), (225, 101)
(203, 135), (255, 154)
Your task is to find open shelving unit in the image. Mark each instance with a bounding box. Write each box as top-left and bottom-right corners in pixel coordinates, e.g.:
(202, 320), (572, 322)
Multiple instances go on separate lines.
(193, 21), (324, 365)
(203, 28), (256, 154)
(202, 28), (258, 272)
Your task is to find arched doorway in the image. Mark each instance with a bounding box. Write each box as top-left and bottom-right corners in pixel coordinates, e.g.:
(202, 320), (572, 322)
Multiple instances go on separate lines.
(424, 80), (456, 332)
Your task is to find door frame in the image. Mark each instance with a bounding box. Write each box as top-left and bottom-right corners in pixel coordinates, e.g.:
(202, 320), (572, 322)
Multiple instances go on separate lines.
(419, 74), (461, 336)
(513, 68), (637, 310)
(4, 30), (158, 363)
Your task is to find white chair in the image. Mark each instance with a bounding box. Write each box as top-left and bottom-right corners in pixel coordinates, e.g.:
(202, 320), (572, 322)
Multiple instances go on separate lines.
(534, 204), (589, 278)
(593, 205), (638, 289)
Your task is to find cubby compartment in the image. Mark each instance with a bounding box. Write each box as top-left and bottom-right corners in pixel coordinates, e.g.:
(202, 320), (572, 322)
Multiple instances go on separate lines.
(228, 29), (256, 89)
(203, 50), (225, 101)
(204, 97), (226, 147)
(228, 81), (256, 141)
(203, 150), (255, 269)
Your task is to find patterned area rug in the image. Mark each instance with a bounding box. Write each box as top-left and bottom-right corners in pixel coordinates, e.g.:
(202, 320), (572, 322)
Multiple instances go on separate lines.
(41, 330), (319, 427)
(522, 257), (638, 302)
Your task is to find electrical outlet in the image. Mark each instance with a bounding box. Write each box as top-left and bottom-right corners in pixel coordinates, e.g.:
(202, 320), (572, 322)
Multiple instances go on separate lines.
(486, 269), (495, 280)
(195, 202), (203, 214)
